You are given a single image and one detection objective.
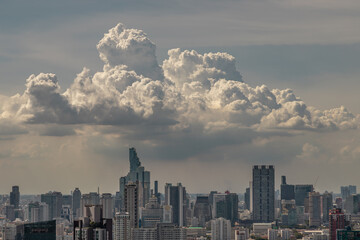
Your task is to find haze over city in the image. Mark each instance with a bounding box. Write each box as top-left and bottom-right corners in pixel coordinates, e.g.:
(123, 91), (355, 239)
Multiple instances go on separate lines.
(1, 0), (360, 195)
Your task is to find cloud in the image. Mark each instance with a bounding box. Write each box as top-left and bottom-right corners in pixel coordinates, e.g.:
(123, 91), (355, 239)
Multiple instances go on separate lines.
(0, 22), (358, 138)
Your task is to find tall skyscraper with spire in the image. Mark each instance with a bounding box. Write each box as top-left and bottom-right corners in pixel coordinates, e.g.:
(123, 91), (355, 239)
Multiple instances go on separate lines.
(119, 148), (151, 210)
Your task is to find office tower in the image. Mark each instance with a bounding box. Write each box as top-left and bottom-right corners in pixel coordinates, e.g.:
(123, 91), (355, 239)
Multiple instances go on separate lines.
(72, 188), (81, 219)
(281, 200), (297, 226)
(156, 223), (187, 240)
(10, 186), (20, 209)
(252, 165), (275, 222)
(41, 191), (63, 220)
(141, 196), (163, 228)
(309, 192), (321, 227)
(281, 176), (295, 201)
(80, 192), (100, 217)
(344, 194), (360, 214)
(329, 208), (345, 240)
(234, 228), (249, 240)
(101, 193), (114, 219)
(115, 212), (131, 240)
(73, 205), (113, 240)
(211, 218), (231, 240)
(154, 181), (161, 204)
(125, 182), (139, 229)
(208, 191), (218, 213)
(212, 193), (227, 219)
(321, 192), (333, 223)
(295, 185), (313, 207)
(280, 229), (291, 240)
(226, 192), (239, 225)
(193, 195), (211, 227)
(119, 148), (151, 210)
(244, 188), (250, 210)
(164, 183), (187, 227)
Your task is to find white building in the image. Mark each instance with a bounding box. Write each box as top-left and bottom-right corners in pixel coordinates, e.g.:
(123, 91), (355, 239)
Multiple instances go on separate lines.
(211, 218), (231, 240)
(101, 193), (114, 219)
(267, 229), (278, 240)
(114, 212), (131, 240)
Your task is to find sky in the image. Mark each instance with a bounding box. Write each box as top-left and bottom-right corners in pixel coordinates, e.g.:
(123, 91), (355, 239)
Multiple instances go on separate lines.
(1, 0), (360, 195)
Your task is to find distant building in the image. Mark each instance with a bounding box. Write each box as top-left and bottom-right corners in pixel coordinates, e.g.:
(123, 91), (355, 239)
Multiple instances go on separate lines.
(72, 188), (81, 219)
(141, 196), (163, 228)
(252, 165), (275, 222)
(114, 212), (130, 240)
(295, 185), (313, 207)
(244, 188), (250, 211)
(157, 223), (187, 240)
(281, 176), (295, 201)
(80, 192), (100, 217)
(10, 186), (20, 209)
(16, 220), (56, 240)
(165, 183), (187, 227)
(322, 192), (333, 223)
(101, 193), (114, 219)
(309, 192), (321, 227)
(211, 218), (231, 240)
(119, 148), (151, 210)
(124, 182), (139, 229)
(329, 208), (345, 240)
(193, 195), (211, 227)
(337, 229), (360, 240)
(41, 192), (62, 220)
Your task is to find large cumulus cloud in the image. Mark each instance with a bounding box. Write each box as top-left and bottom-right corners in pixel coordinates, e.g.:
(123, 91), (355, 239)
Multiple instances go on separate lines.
(0, 22), (358, 136)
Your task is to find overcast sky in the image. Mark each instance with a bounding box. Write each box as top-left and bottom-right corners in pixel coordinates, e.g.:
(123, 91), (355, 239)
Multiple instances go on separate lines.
(1, 0), (360, 195)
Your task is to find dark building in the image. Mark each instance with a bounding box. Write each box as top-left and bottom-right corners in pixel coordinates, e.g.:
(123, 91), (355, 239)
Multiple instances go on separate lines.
(193, 195), (211, 226)
(41, 192), (63, 220)
(72, 188), (81, 219)
(10, 186), (20, 209)
(252, 165), (275, 222)
(280, 176), (295, 201)
(156, 223), (187, 240)
(16, 220), (56, 240)
(165, 183), (187, 227)
(295, 185), (313, 207)
(62, 195), (72, 207)
(337, 229), (360, 240)
(125, 182), (139, 228)
(226, 192), (239, 225)
(154, 180), (161, 204)
(244, 188), (250, 210)
(329, 208), (345, 240)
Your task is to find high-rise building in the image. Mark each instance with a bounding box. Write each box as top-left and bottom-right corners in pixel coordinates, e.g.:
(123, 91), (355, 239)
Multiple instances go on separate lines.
(154, 181), (161, 204)
(165, 183), (187, 227)
(252, 165), (275, 222)
(101, 193), (114, 219)
(281, 200), (297, 226)
(131, 228), (157, 240)
(41, 192), (63, 220)
(119, 148), (151, 210)
(15, 220), (56, 240)
(124, 182), (139, 229)
(211, 218), (231, 240)
(244, 188), (250, 210)
(193, 195), (211, 227)
(309, 192), (321, 227)
(295, 185), (313, 207)
(341, 185), (357, 201)
(114, 212), (131, 240)
(141, 196), (163, 228)
(329, 208), (345, 240)
(321, 192), (333, 223)
(10, 186), (20, 209)
(281, 176), (295, 201)
(72, 188), (81, 219)
(80, 192), (100, 217)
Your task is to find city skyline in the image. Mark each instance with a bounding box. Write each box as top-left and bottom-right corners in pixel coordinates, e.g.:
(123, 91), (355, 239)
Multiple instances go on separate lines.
(1, 1), (360, 194)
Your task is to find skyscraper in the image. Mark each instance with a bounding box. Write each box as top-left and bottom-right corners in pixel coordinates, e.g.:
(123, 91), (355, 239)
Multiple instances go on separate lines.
(165, 183), (187, 227)
(322, 191), (333, 223)
(211, 218), (231, 240)
(244, 188), (250, 210)
(280, 176), (295, 201)
(295, 185), (313, 207)
(41, 191), (63, 220)
(193, 195), (211, 227)
(72, 188), (81, 219)
(252, 165), (275, 222)
(329, 208), (345, 240)
(119, 148), (151, 210)
(125, 182), (139, 229)
(114, 212), (131, 240)
(101, 193), (114, 219)
(10, 186), (20, 209)
(309, 192), (321, 227)
(80, 192), (100, 217)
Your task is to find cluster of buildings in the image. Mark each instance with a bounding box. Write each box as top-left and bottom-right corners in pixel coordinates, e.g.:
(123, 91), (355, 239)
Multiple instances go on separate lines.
(0, 148), (360, 240)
